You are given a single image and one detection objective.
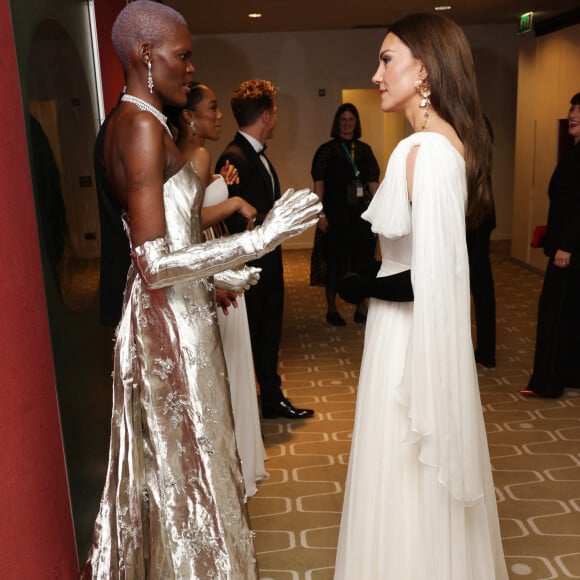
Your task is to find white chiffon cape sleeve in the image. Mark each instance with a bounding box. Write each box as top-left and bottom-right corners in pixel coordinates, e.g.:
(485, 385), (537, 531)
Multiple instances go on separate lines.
(363, 132), (486, 506)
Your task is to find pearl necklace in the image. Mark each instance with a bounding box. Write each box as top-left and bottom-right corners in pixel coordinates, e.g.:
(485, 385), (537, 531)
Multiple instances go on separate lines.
(121, 94), (173, 138)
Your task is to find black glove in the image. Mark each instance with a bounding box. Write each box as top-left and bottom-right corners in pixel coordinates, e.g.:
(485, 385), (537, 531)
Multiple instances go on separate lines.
(337, 269), (414, 304)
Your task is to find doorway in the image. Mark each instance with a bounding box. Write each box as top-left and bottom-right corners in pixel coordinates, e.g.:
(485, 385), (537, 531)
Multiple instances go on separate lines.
(342, 88), (407, 177)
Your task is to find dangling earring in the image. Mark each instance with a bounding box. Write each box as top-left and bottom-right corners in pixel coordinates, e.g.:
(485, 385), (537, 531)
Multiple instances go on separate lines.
(414, 77), (431, 131)
(189, 121), (197, 136)
(147, 60), (154, 94)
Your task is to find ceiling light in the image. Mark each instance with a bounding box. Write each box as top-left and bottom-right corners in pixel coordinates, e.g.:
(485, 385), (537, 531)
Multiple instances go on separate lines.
(434, 5), (452, 10)
(248, 13), (262, 18)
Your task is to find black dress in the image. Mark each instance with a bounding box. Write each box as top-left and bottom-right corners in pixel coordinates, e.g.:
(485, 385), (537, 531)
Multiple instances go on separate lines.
(310, 138), (380, 286)
(527, 141), (580, 396)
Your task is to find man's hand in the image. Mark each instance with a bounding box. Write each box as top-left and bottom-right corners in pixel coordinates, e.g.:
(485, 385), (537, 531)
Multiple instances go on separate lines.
(215, 288), (239, 315)
(219, 160), (240, 185)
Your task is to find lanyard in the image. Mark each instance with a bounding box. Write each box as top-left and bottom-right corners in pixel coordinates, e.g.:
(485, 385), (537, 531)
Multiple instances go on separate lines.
(341, 141), (360, 180)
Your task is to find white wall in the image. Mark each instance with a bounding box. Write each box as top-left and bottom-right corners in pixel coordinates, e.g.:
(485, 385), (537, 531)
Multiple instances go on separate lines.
(511, 22), (580, 270)
(191, 24), (519, 248)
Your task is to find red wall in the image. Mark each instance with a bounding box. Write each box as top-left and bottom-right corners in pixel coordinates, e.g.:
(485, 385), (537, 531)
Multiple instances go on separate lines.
(0, 2), (135, 574)
(0, 0), (77, 576)
(94, 0), (126, 114)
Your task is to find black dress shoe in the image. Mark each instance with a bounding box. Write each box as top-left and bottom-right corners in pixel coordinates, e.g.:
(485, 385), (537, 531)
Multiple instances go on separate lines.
(326, 311), (346, 326)
(475, 352), (495, 369)
(353, 311), (367, 323)
(262, 399), (315, 419)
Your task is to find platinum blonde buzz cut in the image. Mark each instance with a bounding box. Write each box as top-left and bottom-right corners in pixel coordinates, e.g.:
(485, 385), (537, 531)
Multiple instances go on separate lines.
(112, 0), (187, 71)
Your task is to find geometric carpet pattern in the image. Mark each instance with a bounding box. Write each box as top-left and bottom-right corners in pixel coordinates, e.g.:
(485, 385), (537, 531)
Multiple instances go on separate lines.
(250, 242), (580, 580)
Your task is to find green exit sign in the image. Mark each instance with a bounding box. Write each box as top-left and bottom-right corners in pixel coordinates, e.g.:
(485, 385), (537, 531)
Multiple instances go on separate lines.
(518, 11), (533, 33)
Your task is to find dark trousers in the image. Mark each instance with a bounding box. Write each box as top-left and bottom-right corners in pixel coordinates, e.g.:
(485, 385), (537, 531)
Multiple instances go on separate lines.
(244, 251), (285, 410)
(467, 224), (496, 363)
(528, 262), (580, 396)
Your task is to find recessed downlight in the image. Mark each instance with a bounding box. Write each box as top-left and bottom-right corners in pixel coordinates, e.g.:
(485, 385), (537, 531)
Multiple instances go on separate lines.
(435, 5), (452, 10)
(248, 13), (262, 18)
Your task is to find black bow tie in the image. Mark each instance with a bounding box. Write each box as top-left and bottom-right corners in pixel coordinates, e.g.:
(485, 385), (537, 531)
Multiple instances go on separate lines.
(259, 144), (267, 154)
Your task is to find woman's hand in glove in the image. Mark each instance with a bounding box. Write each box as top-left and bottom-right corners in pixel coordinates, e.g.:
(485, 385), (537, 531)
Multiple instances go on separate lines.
(214, 266), (261, 293)
(338, 269), (414, 303)
(254, 188), (322, 257)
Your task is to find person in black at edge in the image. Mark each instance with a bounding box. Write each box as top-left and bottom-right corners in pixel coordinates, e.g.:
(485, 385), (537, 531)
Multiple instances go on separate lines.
(520, 92), (580, 398)
(95, 96), (130, 327)
(467, 114), (496, 369)
(28, 114), (68, 295)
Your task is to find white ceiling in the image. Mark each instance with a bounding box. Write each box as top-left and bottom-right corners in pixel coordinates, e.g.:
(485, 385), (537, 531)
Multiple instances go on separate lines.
(167, 0), (579, 35)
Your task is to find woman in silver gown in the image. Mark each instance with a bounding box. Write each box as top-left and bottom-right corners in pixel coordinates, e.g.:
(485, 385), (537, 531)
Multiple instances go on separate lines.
(80, 2), (320, 578)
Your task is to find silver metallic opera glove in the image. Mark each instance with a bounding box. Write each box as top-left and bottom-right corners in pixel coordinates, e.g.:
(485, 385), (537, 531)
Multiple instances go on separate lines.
(214, 266), (262, 292)
(254, 188), (321, 254)
(133, 188), (321, 290)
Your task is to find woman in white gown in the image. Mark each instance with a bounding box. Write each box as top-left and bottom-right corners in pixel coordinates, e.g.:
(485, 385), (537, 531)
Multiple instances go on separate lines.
(334, 14), (508, 579)
(167, 83), (268, 498)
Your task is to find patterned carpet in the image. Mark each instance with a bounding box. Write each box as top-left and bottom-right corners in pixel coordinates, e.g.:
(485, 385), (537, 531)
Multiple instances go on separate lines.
(250, 242), (580, 580)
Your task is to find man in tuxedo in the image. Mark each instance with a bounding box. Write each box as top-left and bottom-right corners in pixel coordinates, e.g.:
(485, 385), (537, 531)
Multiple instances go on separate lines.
(216, 79), (314, 420)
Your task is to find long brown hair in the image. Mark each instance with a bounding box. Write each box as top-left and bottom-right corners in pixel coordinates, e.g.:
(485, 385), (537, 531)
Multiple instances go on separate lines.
(389, 13), (493, 227)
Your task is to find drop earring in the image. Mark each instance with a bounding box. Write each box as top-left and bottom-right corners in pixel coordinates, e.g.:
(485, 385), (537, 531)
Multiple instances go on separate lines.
(414, 77), (431, 131)
(189, 121), (197, 136)
(147, 60), (154, 94)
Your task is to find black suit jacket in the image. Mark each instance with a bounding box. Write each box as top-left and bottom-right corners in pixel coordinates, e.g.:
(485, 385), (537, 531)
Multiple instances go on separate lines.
(216, 132), (280, 229)
(216, 132), (282, 271)
(95, 102), (132, 326)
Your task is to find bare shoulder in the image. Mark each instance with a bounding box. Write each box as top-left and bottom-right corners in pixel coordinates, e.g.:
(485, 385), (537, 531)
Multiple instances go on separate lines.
(191, 146), (211, 166)
(109, 106), (167, 167)
(189, 146), (211, 185)
(105, 105), (176, 205)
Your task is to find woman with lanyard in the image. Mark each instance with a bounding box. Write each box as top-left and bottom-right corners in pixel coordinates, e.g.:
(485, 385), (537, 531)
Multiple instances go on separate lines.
(311, 103), (380, 325)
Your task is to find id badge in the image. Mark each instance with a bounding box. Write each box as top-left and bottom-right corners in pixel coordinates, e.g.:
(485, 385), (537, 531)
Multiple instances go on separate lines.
(356, 182), (364, 198)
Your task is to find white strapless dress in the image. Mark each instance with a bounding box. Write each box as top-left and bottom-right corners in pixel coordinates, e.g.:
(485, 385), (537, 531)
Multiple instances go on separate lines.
(204, 175), (268, 497)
